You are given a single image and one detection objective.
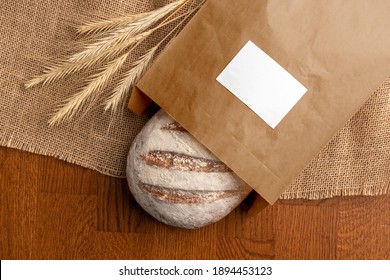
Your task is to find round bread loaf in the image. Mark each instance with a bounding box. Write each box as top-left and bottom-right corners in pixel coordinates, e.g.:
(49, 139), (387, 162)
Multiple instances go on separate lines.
(126, 110), (252, 229)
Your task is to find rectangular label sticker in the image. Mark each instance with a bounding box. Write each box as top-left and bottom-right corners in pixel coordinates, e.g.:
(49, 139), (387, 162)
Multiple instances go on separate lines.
(217, 40), (307, 129)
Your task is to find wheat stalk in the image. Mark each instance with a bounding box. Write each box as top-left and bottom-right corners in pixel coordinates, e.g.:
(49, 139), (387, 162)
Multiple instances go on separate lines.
(25, 0), (186, 89)
(25, 0), (205, 125)
(26, 8), (187, 89)
(77, 14), (148, 35)
(104, 45), (159, 113)
(77, 0), (186, 36)
(69, 1), (186, 63)
(48, 53), (129, 126)
(24, 30), (152, 89)
(48, 7), (199, 125)
(104, 2), (203, 113)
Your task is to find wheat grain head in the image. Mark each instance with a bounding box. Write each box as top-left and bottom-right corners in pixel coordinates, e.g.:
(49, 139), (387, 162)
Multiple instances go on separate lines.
(48, 53), (129, 126)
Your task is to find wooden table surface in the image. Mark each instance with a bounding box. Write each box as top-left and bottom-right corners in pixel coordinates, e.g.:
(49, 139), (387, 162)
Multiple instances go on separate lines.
(0, 146), (388, 260)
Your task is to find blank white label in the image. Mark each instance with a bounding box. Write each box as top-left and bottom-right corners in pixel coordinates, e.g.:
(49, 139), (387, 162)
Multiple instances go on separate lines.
(216, 40), (307, 129)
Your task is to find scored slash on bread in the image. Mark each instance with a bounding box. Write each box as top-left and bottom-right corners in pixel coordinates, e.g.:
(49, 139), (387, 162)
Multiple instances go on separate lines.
(161, 121), (187, 132)
(139, 183), (249, 204)
(140, 151), (232, 173)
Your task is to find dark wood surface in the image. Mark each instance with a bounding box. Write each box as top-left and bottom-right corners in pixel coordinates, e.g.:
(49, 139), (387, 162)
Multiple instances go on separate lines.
(0, 146), (388, 260)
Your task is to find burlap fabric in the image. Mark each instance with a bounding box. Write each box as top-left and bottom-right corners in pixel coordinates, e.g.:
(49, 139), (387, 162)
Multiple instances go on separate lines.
(0, 0), (388, 199)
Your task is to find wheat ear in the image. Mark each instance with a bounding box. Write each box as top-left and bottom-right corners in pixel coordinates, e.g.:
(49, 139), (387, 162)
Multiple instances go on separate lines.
(24, 30), (152, 89)
(48, 53), (129, 126)
(104, 45), (159, 113)
(104, 1), (204, 113)
(25, 0), (185, 89)
(45, 7), (199, 125)
(69, 1), (186, 62)
(77, 14), (147, 35)
(77, 0), (186, 35)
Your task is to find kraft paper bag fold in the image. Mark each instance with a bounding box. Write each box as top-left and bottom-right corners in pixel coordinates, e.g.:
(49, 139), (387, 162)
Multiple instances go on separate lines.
(129, 0), (390, 207)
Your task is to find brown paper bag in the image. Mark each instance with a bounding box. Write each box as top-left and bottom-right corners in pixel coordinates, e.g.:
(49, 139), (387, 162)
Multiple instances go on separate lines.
(129, 0), (390, 212)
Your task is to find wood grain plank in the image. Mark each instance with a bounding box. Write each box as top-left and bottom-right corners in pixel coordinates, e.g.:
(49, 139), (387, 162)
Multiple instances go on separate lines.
(0, 147), (10, 258)
(97, 179), (157, 233)
(216, 204), (275, 242)
(217, 238), (274, 259)
(0, 147), (39, 259)
(94, 224), (218, 260)
(92, 233), (156, 260)
(152, 224), (218, 259)
(336, 196), (390, 259)
(39, 156), (98, 195)
(275, 201), (338, 259)
(33, 193), (96, 259)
